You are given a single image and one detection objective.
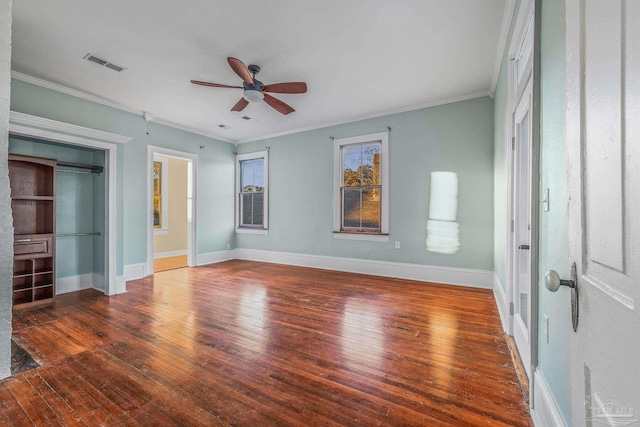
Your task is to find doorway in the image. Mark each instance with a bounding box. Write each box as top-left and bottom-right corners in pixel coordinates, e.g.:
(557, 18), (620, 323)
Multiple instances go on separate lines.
(146, 146), (197, 276)
(7, 112), (119, 296)
(511, 78), (533, 378)
(152, 154), (190, 272)
(506, 0), (536, 385)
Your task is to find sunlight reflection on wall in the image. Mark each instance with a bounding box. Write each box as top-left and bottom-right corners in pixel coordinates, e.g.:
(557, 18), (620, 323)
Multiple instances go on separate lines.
(340, 300), (384, 371)
(237, 286), (268, 356)
(426, 171), (460, 254)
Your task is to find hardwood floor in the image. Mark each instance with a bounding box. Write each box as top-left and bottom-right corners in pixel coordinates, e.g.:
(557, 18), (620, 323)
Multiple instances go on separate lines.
(154, 255), (188, 273)
(6, 260), (532, 426)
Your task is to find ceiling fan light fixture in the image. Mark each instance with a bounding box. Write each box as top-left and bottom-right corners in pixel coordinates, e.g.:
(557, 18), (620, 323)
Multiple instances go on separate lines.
(243, 89), (264, 103)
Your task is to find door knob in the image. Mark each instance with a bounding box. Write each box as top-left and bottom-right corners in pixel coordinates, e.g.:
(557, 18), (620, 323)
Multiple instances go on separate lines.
(544, 263), (579, 332)
(545, 270), (575, 291)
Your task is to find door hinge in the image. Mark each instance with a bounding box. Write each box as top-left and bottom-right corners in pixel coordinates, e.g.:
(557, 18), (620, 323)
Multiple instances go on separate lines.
(511, 219), (514, 233)
(511, 137), (515, 150)
(510, 302), (514, 315)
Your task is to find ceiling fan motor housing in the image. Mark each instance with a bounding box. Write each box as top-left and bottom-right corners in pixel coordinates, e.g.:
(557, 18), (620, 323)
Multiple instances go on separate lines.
(243, 76), (264, 103)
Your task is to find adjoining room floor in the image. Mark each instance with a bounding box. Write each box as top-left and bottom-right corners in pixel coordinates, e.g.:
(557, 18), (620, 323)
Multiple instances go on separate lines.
(154, 254), (188, 272)
(5, 260), (532, 426)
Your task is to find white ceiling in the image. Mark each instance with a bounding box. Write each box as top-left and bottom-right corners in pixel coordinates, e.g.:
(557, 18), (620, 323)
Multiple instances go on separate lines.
(11, 0), (508, 144)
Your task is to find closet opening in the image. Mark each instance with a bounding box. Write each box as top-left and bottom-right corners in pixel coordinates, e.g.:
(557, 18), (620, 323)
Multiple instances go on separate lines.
(8, 135), (110, 300)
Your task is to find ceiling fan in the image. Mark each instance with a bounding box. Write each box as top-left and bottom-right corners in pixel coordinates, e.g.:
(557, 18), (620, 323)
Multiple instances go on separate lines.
(191, 57), (307, 115)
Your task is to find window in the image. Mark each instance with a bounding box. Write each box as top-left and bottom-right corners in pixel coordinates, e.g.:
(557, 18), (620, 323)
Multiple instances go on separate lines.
(236, 151), (268, 234)
(334, 132), (389, 242)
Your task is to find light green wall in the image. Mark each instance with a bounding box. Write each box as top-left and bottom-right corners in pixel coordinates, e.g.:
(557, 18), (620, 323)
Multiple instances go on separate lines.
(237, 97), (495, 270)
(8, 137), (106, 283)
(538, 0), (570, 422)
(493, 0), (521, 290)
(10, 79), (235, 276)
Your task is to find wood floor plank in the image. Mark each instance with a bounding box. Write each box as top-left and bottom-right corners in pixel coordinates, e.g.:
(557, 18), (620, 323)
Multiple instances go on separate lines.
(21, 370), (87, 427)
(3, 260), (532, 426)
(5, 376), (64, 426)
(0, 383), (32, 426)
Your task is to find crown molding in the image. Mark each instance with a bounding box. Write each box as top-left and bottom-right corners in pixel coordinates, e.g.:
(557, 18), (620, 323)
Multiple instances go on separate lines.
(11, 71), (236, 145)
(9, 111), (131, 144)
(151, 117), (237, 145)
(236, 90), (492, 144)
(12, 71), (491, 147)
(12, 71), (143, 116)
(490, 0), (517, 93)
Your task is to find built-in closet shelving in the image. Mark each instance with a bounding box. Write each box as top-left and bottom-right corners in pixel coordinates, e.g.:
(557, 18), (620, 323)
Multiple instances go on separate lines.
(8, 154), (57, 309)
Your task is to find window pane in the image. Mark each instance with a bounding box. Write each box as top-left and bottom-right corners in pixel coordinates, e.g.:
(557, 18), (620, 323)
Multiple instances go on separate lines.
(241, 193), (253, 225)
(361, 145), (381, 186)
(252, 193), (264, 226)
(241, 158), (264, 192)
(361, 188), (380, 229)
(343, 144), (381, 187)
(343, 187), (362, 228)
(241, 193), (264, 227)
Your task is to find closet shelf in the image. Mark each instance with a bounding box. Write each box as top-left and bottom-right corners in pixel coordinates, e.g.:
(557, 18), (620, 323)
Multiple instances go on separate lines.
(56, 232), (101, 237)
(11, 196), (54, 201)
(9, 153), (56, 309)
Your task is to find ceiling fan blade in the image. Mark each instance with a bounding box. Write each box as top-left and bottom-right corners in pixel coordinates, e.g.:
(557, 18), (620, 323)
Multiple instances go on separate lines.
(263, 82), (307, 94)
(263, 93), (295, 115)
(231, 98), (249, 112)
(191, 80), (243, 89)
(227, 57), (254, 85)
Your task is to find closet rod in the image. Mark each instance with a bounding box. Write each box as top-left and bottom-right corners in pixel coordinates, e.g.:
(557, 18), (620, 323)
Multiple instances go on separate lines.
(57, 169), (94, 175)
(55, 232), (102, 237)
(57, 161), (104, 174)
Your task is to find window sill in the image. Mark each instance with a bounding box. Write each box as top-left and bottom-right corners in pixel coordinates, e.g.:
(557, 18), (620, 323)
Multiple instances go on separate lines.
(236, 228), (268, 235)
(154, 228), (168, 235)
(333, 231), (389, 242)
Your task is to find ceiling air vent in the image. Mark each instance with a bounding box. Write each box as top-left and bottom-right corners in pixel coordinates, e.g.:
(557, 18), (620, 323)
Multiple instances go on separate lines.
(240, 115), (260, 123)
(83, 53), (127, 72)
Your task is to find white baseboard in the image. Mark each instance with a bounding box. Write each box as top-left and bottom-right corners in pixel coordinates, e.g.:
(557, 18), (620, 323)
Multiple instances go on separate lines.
(153, 249), (188, 259)
(92, 273), (105, 291)
(493, 273), (509, 333)
(124, 263), (146, 282)
(531, 369), (567, 427)
(56, 273), (94, 295)
(234, 248), (493, 289)
(115, 276), (126, 295)
(197, 250), (236, 266)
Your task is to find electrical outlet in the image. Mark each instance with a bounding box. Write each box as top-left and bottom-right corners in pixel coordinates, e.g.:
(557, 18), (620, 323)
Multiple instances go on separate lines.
(394, 241), (401, 249)
(543, 315), (549, 343)
(226, 243), (231, 250)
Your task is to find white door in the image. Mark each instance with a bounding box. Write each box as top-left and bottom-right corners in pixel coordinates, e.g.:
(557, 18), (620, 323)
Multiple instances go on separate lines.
(564, 1), (640, 425)
(512, 78), (533, 379)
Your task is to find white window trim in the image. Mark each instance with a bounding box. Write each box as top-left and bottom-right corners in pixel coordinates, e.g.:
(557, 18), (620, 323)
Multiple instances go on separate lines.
(153, 154), (169, 235)
(236, 150), (269, 235)
(333, 132), (389, 242)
